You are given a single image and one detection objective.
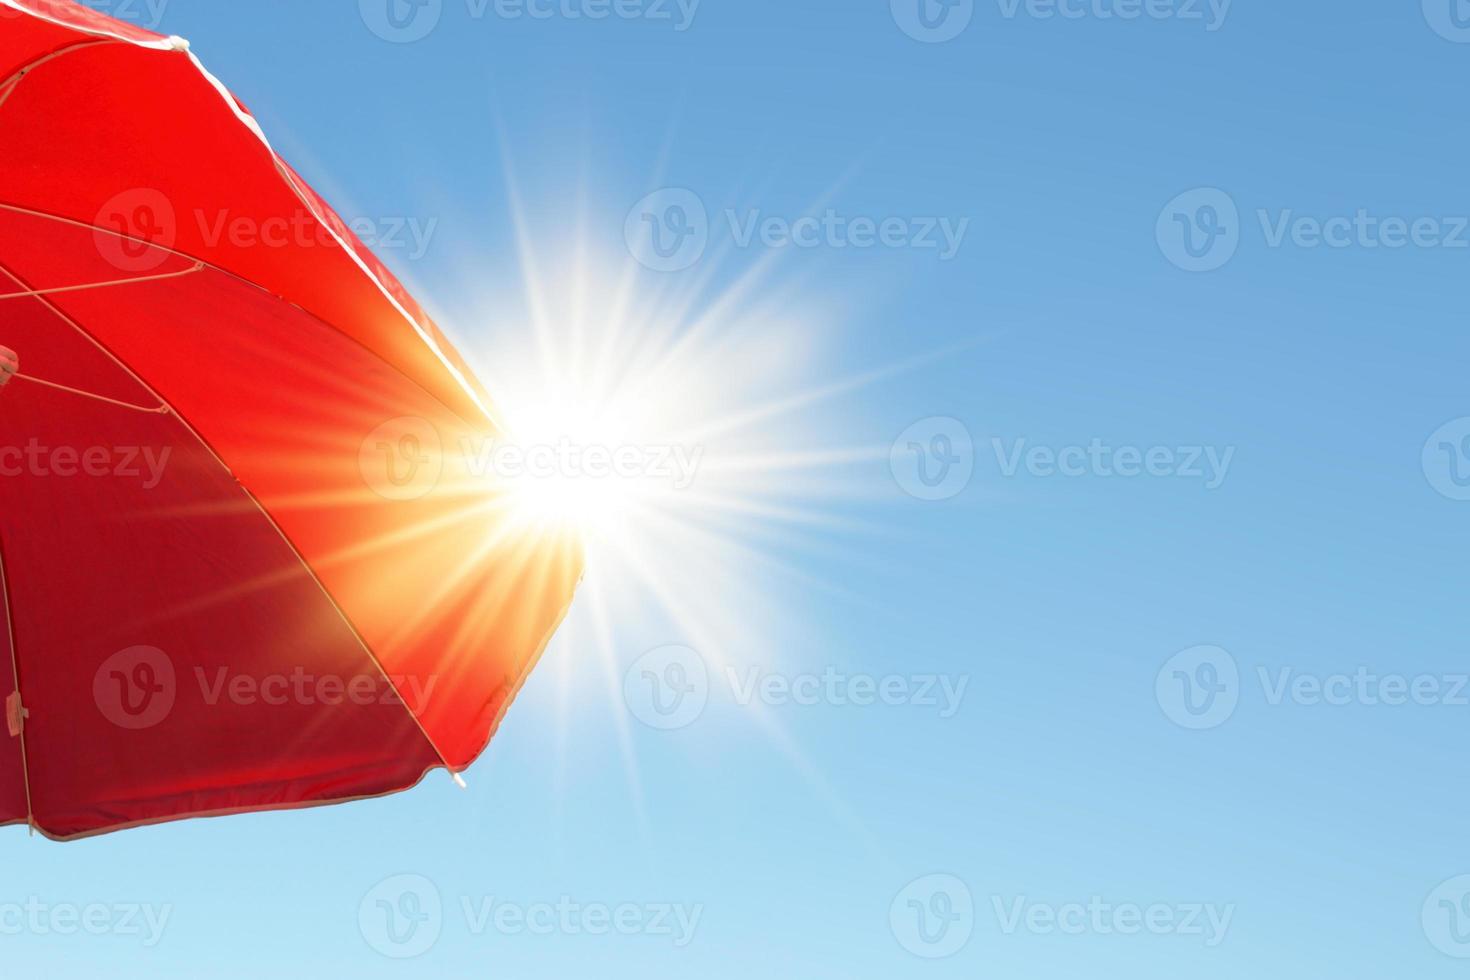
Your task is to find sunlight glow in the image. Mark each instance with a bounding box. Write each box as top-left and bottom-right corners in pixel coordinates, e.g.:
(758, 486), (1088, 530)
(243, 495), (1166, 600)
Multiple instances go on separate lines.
(494, 379), (697, 542)
(403, 165), (933, 854)
(465, 255), (881, 603)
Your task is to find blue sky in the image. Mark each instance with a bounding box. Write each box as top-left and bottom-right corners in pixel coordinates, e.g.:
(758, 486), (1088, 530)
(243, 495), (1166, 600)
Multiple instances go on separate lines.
(9, 1), (1470, 977)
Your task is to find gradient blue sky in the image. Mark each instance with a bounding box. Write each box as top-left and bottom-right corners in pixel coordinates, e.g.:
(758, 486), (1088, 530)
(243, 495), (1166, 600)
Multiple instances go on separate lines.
(8, 1), (1470, 977)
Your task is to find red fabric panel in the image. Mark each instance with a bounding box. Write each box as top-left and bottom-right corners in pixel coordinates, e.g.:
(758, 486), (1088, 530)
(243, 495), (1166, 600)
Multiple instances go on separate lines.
(277, 160), (495, 423)
(0, 209), (581, 772)
(0, 10), (78, 79)
(0, 255), (444, 839)
(0, 2), (583, 836)
(1, 0), (164, 44)
(0, 17), (495, 428)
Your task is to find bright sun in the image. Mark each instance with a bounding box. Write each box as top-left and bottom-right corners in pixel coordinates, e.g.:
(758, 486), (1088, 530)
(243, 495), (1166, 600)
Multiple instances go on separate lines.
(407, 178), (919, 834)
(495, 388), (679, 540)
(454, 240), (866, 575)
(441, 242), (880, 652)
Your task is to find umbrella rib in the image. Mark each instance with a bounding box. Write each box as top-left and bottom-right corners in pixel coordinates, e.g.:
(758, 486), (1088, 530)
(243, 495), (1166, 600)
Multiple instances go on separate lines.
(0, 261), (204, 410)
(0, 255), (461, 784)
(0, 38), (119, 113)
(0, 6), (499, 431)
(0, 260), (204, 301)
(0, 202), (491, 438)
(9, 374), (170, 414)
(0, 536), (36, 835)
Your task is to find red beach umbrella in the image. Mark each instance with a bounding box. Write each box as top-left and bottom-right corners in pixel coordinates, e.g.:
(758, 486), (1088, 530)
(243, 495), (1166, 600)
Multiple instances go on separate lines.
(0, 0), (582, 839)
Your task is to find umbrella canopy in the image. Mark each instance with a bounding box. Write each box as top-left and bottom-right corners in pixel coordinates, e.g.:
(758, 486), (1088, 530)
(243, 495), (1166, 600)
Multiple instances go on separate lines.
(0, 0), (582, 840)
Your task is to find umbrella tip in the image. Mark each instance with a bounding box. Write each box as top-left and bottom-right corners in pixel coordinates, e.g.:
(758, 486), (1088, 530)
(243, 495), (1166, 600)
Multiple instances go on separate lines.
(451, 772), (468, 790)
(167, 35), (191, 53)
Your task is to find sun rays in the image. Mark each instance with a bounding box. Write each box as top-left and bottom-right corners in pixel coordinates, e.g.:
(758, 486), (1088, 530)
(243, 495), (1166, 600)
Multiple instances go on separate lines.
(409, 168), (918, 842)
